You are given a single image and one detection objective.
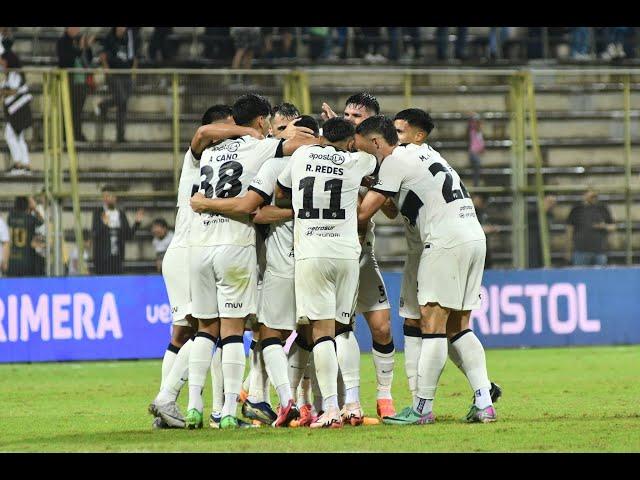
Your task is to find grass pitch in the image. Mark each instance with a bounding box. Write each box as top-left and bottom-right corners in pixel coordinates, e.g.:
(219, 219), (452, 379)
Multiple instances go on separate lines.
(1, 345), (639, 452)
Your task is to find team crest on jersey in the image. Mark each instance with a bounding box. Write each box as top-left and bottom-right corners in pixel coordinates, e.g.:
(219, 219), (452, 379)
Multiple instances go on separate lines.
(226, 141), (241, 152)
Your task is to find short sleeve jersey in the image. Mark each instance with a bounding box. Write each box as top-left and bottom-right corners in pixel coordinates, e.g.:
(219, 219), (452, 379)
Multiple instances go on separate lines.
(373, 143), (485, 248)
(169, 148), (200, 249)
(190, 135), (283, 247)
(277, 144), (377, 261)
(249, 156), (294, 277)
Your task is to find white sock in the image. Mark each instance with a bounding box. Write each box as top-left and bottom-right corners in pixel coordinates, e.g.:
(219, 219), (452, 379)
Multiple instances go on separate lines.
(248, 343), (266, 404)
(242, 343), (254, 393)
(449, 330), (492, 408)
(324, 394), (339, 410)
(261, 349), (271, 404)
(262, 342), (293, 406)
(210, 345), (224, 413)
(335, 331), (360, 402)
(447, 341), (464, 372)
(221, 339), (246, 417)
(415, 335), (448, 412)
(313, 338), (339, 407)
(308, 357), (323, 413)
(160, 344), (179, 390)
(345, 386), (359, 404)
(372, 341), (395, 400)
(187, 334), (217, 412)
(287, 338), (311, 393)
(403, 325), (422, 397)
(156, 339), (193, 404)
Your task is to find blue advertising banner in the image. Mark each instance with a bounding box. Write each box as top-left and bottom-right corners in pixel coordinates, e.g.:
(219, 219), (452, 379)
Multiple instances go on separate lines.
(0, 267), (638, 362)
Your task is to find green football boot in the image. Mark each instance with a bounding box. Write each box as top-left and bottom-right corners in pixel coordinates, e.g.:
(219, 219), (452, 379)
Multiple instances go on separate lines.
(220, 415), (240, 429)
(382, 406), (435, 425)
(185, 408), (204, 429)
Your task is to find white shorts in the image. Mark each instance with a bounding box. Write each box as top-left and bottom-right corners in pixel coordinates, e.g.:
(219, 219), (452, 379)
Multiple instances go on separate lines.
(356, 248), (391, 314)
(162, 246), (191, 326)
(399, 251), (421, 320)
(190, 244), (258, 319)
(258, 270), (296, 331)
(295, 257), (359, 325)
(417, 240), (486, 311)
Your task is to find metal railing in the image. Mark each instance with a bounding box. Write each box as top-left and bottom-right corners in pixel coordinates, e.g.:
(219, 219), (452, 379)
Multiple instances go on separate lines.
(1, 67), (638, 276)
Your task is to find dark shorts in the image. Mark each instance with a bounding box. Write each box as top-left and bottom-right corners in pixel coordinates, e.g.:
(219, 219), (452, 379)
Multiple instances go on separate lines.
(231, 27), (262, 50)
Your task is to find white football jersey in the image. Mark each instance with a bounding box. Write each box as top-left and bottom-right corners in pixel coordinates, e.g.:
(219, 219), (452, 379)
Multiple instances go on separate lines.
(249, 156), (294, 278)
(169, 148), (200, 249)
(189, 136), (284, 247)
(358, 185), (376, 251)
(277, 144), (377, 261)
(374, 143), (485, 248)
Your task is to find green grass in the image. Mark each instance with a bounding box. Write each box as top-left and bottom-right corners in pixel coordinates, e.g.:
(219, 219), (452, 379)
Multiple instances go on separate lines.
(1, 345), (639, 452)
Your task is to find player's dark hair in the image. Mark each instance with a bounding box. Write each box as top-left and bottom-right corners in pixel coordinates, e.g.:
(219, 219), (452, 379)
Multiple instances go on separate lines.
(356, 115), (398, 146)
(14, 196), (28, 212)
(295, 115), (320, 137)
(152, 218), (169, 229)
(1, 50), (22, 69)
(232, 94), (272, 126)
(394, 108), (435, 135)
(345, 92), (380, 115)
(272, 102), (300, 119)
(322, 117), (356, 143)
(201, 104), (232, 125)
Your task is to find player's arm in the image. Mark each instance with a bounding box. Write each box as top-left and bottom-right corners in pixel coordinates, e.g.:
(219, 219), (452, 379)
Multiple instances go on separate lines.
(252, 205), (294, 224)
(380, 197), (399, 219)
(190, 124), (263, 157)
(282, 134), (318, 156)
(190, 190), (266, 216)
(358, 190), (389, 227)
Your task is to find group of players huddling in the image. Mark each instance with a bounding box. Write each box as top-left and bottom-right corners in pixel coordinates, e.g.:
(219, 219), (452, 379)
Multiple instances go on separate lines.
(148, 91), (502, 430)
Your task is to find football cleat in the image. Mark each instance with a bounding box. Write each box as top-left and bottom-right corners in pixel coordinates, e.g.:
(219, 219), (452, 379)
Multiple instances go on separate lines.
(155, 401), (186, 429)
(220, 415), (240, 429)
(238, 389), (249, 403)
(297, 403), (314, 427)
(490, 382), (503, 403)
(209, 411), (222, 429)
(376, 398), (396, 418)
(152, 416), (168, 429)
(382, 406), (435, 425)
(242, 399), (277, 425)
(273, 399), (300, 427)
(465, 405), (497, 423)
(310, 407), (343, 429)
(185, 408), (204, 429)
(341, 402), (364, 426)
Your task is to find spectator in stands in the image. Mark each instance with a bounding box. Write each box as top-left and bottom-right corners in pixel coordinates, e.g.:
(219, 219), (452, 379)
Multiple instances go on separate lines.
(307, 27), (330, 61)
(57, 27), (95, 142)
(203, 27), (234, 63)
(1, 50), (33, 175)
(436, 27), (468, 60)
(566, 187), (615, 267)
(96, 27), (138, 143)
(600, 27), (630, 60)
(68, 228), (91, 276)
(31, 190), (47, 275)
(571, 27), (592, 60)
(472, 193), (498, 269)
(0, 27), (13, 55)
(148, 27), (175, 66)
(230, 27), (261, 70)
(489, 27), (511, 59)
(91, 185), (144, 275)
(335, 27), (348, 59)
(150, 218), (173, 273)
(358, 27), (386, 62)
(402, 27), (422, 61)
(0, 214), (9, 276)
(468, 112), (485, 186)
(5, 196), (43, 277)
(263, 27), (295, 59)
(528, 195), (557, 268)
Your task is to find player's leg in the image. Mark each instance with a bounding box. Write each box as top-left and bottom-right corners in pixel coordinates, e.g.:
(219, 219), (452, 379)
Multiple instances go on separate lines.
(242, 327), (277, 425)
(216, 245), (259, 429)
(399, 251), (422, 399)
(384, 246), (454, 425)
(449, 239), (497, 423)
(358, 249), (396, 416)
(335, 320), (363, 425)
(332, 258), (363, 426)
(295, 257), (346, 429)
(208, 337), (224, 428)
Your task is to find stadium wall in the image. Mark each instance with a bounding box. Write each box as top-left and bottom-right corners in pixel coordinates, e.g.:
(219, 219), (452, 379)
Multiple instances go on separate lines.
(0, 268), (638, 363)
